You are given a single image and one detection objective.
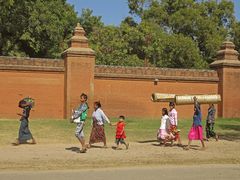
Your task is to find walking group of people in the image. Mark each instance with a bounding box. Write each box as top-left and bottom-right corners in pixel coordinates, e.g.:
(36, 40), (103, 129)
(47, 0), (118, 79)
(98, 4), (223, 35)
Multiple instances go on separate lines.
(157, 96), (218, 150)
(70, 93), (129, 153)
(14, 94), (218, 152)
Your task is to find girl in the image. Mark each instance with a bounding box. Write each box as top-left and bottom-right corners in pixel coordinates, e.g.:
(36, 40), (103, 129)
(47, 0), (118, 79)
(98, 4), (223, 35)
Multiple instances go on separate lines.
(157, 108), (174, 145)
(111, 115), (129, 150)
(206, 104), (218, 141)
(14, 97), (36, 145)
(185, 97), (205, 150)
(169, 102), (182, 146)
(88, 101), (111, 148)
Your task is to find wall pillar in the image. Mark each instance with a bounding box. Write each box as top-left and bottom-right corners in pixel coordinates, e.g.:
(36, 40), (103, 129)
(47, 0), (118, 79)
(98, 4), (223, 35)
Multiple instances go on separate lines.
(62, 23), (95, 119)
(210, 41), (240, 118)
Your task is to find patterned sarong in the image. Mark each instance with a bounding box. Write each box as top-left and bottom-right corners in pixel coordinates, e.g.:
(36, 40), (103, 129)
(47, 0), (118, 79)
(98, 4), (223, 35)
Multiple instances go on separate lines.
(89, 119), (106, 144)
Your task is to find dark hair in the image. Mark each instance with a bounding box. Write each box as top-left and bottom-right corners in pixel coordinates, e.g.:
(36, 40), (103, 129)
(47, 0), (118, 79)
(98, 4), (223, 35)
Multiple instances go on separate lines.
(169, 102), (175, 107)
(80, 93), (88, 101)
(119, 115), (125, 120)
(94, 101), (101, 108)
(162, 108), (168, 115)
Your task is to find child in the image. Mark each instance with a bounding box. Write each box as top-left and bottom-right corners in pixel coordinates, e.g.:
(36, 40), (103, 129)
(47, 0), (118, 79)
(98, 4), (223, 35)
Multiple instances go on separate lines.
(70, 93), (89, 153)
(169, 102), (182, 146)
(184, 97), (205, 150)
(14, 97), (36, 145)
(157, 108), (174, 145)
(111, 115), (129, 150)
(206, 104), (218, 141)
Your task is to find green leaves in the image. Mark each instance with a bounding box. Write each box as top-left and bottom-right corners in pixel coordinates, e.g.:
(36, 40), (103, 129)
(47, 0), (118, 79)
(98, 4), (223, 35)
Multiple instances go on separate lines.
(0, 0), (78, 58)
(0, 0), (239, 67)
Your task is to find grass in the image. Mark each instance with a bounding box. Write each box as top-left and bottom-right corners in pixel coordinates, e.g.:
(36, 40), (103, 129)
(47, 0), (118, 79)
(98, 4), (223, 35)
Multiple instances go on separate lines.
(0, 117), (239, 146)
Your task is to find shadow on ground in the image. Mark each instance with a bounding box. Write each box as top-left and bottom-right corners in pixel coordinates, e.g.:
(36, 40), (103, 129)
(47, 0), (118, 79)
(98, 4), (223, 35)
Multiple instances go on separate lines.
(65, 147), (80, 153)
(218, 124), (240, 141)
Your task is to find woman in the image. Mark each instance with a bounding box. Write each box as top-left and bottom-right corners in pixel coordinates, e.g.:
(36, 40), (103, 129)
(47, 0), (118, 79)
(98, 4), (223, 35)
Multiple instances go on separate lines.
(206, 104), (218, 141)
(14, 97), (36, 145)
(88, 101), (111, 148)
(157, 108), (174, 145)
(185, 97), (205, 150)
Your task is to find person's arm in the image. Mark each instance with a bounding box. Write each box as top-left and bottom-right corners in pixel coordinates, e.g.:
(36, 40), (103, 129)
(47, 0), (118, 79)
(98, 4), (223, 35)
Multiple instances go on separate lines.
(193, 96), (200, 113)
(72, 103), (88, 120)
(100, 109), (110, 124)
(120, 126), (125, 135)
(110, 122), (117, 126)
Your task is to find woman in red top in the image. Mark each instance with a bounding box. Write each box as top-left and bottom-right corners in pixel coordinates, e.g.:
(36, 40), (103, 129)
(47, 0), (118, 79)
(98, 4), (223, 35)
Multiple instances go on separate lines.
(111, 115), (129, 150)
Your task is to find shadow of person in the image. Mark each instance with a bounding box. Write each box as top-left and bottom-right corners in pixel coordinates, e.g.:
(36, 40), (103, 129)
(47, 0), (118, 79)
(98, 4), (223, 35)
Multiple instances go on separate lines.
(138, 140), (159, 143)
(65, 147), (80, 153)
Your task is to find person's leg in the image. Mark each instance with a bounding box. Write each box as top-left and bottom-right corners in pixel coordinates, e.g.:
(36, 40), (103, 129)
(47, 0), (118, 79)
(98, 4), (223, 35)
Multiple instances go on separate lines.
(211, 123), (218, 141)
(184, 140), (192, 150)
(115, 139), (120, 149)
(206, 123), (210, 140)
(75, 123), (86, 152)
(200, 140), (205, 150)
(177, 135), (182, 146)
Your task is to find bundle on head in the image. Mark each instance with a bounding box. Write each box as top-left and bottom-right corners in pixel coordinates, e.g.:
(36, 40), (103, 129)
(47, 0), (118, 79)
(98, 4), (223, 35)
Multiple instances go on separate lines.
(18, 97), (35, 108)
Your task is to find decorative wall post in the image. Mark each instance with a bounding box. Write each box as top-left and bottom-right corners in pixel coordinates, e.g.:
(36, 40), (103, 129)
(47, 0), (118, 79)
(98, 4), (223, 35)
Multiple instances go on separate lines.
(210, 41), (240, 118)
(62, 23), (95, 118)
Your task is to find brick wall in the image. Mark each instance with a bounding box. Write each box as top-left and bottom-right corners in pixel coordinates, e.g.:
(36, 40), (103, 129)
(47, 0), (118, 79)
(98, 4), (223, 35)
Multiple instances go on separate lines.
(94, 66), (219, 118)
(0, 56), (64, 119)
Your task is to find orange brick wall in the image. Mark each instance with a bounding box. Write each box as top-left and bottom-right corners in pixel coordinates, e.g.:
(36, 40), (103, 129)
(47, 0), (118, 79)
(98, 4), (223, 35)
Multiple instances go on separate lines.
(94, 78), (218, 119)
(217, 67), (240, 118)
(0, 71), (64, 119)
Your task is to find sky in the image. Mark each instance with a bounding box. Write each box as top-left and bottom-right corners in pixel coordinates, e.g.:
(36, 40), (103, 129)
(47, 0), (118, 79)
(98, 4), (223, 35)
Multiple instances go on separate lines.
(67, 0), (240, 25)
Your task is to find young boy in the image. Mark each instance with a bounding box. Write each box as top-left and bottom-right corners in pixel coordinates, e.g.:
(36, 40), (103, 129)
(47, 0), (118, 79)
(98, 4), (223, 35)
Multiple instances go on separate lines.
(70, 93), (89, 153)
(111, 115), (129, 150)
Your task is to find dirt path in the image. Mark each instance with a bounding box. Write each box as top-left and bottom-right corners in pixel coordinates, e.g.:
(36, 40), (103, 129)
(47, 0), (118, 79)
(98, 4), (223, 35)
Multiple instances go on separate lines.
(0, 165), (240, 180)
(0, 139), (239, 171)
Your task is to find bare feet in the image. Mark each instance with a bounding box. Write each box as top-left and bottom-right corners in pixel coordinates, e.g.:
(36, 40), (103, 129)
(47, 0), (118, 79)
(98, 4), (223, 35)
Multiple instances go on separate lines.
(80, 148), (87, 153)
(126, 143), (129, 150)
(183, 146), (190, 150)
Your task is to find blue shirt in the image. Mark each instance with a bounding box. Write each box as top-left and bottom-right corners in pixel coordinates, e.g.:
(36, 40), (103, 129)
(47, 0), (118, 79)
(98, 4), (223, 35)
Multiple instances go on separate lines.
(193, 104), (202, 126)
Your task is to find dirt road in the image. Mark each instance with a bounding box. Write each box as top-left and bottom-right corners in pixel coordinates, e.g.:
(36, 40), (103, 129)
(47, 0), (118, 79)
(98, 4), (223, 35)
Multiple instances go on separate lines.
(0, 165), (239, 180)
(0, 139), (239, 171)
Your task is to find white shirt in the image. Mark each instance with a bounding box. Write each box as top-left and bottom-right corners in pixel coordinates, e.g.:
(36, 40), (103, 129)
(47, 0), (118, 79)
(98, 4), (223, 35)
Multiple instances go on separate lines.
(160, 115), (170, 130)
(169, 108), (178, 126)
(92, 108), (110, 125)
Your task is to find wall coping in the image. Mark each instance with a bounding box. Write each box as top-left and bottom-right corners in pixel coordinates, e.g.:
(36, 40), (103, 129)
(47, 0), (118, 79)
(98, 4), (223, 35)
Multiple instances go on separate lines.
(0, 56), (219, 82)
(95, 65), (219, 82)
(0, 56), (64, 72)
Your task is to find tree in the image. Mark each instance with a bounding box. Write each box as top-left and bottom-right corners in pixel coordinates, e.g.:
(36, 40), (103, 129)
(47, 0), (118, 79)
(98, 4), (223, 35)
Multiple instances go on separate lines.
(232, 22), (240, 57)
(129, 0), (236, 66)
(79, 8), (104, 36)
(0, 0), (78, 58)
(89, 25), (143, 66)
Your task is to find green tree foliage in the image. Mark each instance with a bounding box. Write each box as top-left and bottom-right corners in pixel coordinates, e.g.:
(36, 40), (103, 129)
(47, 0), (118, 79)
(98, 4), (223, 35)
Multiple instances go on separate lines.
(86, 0), (238, 68)
(0, 0), (239, 67)
(79, 8), (104, 35)
(0, 0), (78, 58)
(232, 21), (240, 57)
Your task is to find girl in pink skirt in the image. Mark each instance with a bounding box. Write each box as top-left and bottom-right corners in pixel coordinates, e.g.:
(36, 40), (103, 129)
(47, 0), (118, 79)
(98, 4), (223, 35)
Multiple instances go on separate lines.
(185, 97), (205, 150)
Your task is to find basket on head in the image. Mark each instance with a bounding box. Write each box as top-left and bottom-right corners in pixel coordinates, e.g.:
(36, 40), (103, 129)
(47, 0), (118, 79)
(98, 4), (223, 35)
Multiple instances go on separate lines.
(18, 97), (35, 108)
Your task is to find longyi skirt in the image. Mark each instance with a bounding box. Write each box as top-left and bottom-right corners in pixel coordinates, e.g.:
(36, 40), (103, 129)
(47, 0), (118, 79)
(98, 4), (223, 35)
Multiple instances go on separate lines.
(89, 122), (106, 144)
(188, 125), (203, 140)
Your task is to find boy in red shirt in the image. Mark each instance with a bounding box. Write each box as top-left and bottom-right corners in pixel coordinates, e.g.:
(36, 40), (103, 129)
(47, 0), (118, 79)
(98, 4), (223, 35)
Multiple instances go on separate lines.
(111, 115), (129, 150)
